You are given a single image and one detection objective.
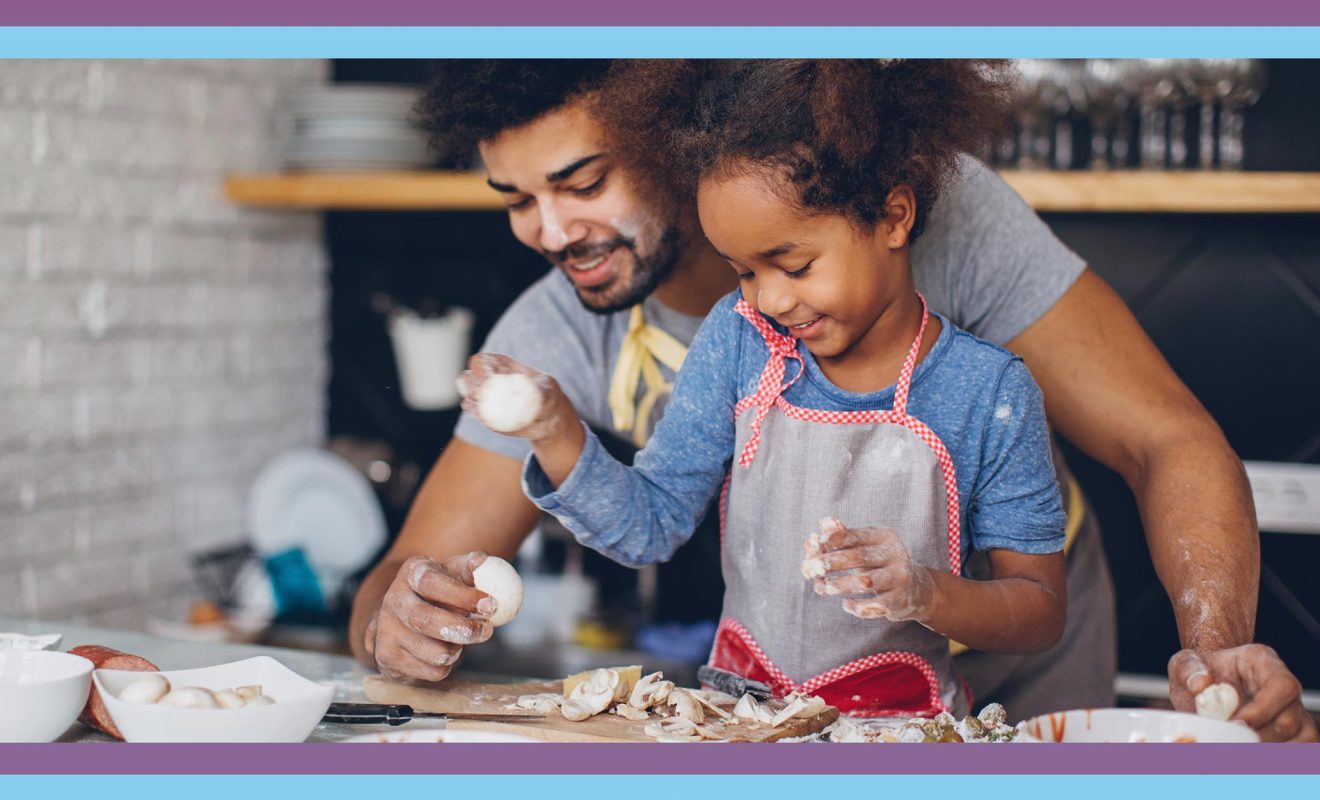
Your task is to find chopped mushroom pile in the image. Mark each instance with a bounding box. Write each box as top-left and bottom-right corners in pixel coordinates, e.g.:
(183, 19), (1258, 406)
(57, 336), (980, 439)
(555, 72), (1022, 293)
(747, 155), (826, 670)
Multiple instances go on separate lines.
(511, 668), (829, 742)
(826, 703), (1019, 743)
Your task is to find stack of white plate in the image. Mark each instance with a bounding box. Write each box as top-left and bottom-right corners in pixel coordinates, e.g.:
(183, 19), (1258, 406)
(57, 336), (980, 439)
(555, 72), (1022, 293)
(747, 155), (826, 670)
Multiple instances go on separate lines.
(282, 84), (432, 172)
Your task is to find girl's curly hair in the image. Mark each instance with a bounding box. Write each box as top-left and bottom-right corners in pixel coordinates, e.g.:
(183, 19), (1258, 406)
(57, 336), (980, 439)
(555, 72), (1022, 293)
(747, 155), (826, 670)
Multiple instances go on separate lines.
(599, 60), (1014, 241)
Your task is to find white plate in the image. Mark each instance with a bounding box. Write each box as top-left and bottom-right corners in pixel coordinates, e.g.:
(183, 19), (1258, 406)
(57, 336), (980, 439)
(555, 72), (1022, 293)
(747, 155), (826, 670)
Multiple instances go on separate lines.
(1016, 708), (1260, 743)
(340, 729), (543, 744)
(247, 448), (387, 578)
(0, 632), (62, 651)
(94, 656), (334, 743)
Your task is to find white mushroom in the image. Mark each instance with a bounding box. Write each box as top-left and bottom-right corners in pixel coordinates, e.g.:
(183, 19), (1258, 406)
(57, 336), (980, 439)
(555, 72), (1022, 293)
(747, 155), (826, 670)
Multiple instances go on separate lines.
(245, 694), (277, 707)
(1195, 683), (1240, 721)
(733, 693), (761, 721)
(515, 693), (564, 715)
(770, 693), (826, 727)
(667, 689), (705, 723)
(977, 702), (1007, 728)
(559, 699), (596, 722)
(629, 672), (673, 709)
(562, 668), (619, 719)
(234, 685), (263, 702)
(213, 689), (245, 709)
(613, 703), (651, 721)
(477, 373), (544, 433)
(644, 717), (701, 740)
(158, 687), (220, 709)
(118, 674), (171, 704)
(686, 689), (732, 720)
(472, 556), (524, 627)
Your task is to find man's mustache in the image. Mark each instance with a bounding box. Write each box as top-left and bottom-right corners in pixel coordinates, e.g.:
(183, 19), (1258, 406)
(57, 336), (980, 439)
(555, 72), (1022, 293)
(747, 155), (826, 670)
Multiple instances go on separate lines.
(544, 236), (634, 266)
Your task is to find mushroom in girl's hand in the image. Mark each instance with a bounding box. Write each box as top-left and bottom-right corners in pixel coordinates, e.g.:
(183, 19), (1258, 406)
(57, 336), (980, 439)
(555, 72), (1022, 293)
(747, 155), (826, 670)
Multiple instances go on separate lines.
(476, 373), (543, 433)
(471, 556), (523, 627)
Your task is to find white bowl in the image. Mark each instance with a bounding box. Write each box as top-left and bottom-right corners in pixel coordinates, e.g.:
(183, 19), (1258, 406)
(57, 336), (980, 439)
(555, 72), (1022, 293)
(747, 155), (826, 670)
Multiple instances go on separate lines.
(340, 729), (543, 744)
(0, 650), (94, 742)
(93, 656), (334, 742)
(1017, 708), (1260, 743)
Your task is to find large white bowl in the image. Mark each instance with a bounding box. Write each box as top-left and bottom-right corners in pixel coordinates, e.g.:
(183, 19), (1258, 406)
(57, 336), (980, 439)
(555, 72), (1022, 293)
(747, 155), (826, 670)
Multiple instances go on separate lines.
(0, 650), (94, 742)
(93, 656), (334, 743)
(1017, 708), (1260, 743)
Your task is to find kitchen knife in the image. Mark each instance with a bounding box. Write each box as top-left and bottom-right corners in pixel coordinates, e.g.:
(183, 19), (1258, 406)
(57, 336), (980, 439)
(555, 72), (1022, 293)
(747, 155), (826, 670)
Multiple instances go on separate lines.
(697, 665), (773, 701)
(323, 702), (547, 727)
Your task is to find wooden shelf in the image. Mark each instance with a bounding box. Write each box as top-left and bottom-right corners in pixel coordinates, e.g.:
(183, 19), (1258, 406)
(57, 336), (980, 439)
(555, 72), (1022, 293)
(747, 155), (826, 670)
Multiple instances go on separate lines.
(225, 170), (1320, 214)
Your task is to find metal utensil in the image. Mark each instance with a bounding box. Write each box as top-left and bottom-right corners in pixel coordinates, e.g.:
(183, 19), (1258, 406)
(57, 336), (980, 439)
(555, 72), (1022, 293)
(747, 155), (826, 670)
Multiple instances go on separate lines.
(697, 665), (773, 701)
(323, 702), (546, 727)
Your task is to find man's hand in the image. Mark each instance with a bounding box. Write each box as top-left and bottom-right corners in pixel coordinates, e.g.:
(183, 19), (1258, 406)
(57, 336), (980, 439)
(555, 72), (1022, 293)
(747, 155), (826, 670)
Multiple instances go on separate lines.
(1169, 645), (1318, 742)
(364, 552), (496, 683)
(803, 517), (936, 623)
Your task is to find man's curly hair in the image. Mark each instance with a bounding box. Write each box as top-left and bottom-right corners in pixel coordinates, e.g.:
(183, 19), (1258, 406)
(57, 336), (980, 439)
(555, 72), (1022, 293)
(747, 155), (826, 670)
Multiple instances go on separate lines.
(416, 60), (613, 163)
(599, 60), (1014, 241)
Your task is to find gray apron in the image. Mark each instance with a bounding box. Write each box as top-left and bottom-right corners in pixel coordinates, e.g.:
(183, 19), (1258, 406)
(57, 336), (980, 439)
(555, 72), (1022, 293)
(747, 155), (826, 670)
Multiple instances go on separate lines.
(708, 297), (968, 717)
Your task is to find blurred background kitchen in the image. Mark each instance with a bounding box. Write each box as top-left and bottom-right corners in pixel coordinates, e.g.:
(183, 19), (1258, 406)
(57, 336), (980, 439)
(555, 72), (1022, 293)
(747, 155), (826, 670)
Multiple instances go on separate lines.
(1, 59), (1317, 706)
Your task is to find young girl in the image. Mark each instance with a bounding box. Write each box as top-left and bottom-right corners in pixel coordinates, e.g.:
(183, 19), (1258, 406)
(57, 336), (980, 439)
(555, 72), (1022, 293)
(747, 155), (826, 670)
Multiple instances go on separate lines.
(461, 60), (1066, 718)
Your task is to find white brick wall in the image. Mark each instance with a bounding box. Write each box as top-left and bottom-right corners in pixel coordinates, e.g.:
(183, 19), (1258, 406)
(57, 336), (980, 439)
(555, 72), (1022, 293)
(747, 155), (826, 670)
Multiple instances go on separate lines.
(0, 60), (331, 627)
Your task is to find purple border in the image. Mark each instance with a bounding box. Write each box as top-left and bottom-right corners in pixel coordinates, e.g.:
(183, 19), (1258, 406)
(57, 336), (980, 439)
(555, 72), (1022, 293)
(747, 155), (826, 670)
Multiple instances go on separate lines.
(0, 743), (1316, 774)
(4, 0), (1320, 26)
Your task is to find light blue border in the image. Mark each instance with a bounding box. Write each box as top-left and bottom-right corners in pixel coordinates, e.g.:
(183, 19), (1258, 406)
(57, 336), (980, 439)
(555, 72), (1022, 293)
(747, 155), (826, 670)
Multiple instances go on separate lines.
(2, 775), (1320, 799)
(0, 26), (1318, 57)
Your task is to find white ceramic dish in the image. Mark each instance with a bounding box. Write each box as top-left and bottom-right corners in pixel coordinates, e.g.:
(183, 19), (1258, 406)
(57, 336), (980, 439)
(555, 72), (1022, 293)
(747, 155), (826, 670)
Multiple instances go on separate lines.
(93, 656), (334, 742)
(0, 650), (94, 742)
(340, 729), (543, 744)
(1016, 708), (1260, 743)
(247, 448), (388, 577)
(0, 632), (63, 651)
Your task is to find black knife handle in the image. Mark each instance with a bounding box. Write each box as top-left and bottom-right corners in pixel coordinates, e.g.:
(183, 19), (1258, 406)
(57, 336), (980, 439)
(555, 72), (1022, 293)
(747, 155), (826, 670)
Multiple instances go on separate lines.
(323, 702), (414, 726)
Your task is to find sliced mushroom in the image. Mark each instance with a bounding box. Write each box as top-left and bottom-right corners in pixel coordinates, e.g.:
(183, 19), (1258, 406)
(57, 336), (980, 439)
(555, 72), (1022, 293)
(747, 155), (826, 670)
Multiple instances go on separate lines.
(613, 703), (650, 721)
(562, 668), (619, 719)
(686, 689), (732, 720)
(667, 689), (705, 723)
(645, 716), (699, 739)
(515, 693), (564, 715)
(733, 693), (760, 721)
(628, 672), (667, 709)
(770, 693), (826, 727)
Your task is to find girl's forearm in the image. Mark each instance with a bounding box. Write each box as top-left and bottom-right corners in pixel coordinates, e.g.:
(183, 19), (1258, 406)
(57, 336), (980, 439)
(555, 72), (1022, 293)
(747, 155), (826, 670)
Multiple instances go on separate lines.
(916, 569), (1065, 654)
(529, 413), (587, 488)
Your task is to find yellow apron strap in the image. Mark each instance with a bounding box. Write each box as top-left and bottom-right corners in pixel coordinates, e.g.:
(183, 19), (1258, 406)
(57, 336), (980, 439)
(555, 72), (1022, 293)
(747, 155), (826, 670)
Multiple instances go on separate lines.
(608, 304), (690, 448)
(949, 474), (1087, 657)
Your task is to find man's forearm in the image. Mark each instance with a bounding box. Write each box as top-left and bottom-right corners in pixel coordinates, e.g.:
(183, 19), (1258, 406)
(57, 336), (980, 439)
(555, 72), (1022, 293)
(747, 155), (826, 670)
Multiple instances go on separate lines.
(1134, 428), (1258, 651)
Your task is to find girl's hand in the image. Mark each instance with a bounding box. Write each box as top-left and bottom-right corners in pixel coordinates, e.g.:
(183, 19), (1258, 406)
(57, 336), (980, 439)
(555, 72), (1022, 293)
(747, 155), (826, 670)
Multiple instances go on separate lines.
(802, 516), (936, 623)
(458, 353), (574, 443)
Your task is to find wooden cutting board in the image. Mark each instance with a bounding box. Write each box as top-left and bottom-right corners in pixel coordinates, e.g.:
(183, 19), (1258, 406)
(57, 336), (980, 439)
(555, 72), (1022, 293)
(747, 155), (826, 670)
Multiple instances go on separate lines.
(362, 675), (839, 743)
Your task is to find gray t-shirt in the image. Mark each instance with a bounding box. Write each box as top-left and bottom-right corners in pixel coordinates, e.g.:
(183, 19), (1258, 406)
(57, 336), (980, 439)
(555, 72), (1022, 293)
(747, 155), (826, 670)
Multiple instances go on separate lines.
(455, 157), (1086, 459)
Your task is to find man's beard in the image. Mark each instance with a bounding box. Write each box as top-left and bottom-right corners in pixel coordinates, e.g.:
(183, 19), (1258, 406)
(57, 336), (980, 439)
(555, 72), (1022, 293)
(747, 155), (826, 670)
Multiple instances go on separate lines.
(548, 225), (684, 315)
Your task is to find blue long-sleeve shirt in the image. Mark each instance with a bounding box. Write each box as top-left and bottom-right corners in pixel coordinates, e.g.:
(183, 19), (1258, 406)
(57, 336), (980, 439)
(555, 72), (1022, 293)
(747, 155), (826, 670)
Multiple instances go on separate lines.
(523, 291), (1065, 570)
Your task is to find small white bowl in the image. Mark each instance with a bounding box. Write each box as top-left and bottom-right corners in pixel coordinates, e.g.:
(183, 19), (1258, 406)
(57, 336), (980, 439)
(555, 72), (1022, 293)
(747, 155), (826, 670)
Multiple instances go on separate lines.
(340, 729), (543, 744)
(1017, 708), (1260, 743)
(93, 656), (334, 743)
(0, 650), (94, 742)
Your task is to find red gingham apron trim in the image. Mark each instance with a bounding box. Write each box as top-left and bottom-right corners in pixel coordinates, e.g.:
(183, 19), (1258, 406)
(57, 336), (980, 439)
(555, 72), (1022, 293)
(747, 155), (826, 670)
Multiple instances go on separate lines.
(715, 618), (950, 715)
(731, 299), (806, 468)
(718, 471), (732, 548)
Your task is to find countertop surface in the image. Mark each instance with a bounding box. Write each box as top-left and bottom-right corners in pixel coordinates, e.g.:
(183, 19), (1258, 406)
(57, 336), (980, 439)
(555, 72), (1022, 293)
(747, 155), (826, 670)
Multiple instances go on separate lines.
(0, 615), (529, 743)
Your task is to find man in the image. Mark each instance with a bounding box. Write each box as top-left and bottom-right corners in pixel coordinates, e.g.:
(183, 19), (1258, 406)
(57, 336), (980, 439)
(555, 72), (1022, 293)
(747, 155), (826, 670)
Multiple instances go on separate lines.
(349, 60), (1314, 741)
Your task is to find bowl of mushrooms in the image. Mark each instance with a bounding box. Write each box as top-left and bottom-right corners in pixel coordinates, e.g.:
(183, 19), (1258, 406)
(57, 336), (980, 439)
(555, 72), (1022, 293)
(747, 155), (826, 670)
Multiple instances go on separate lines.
(92, 656), (334, 742)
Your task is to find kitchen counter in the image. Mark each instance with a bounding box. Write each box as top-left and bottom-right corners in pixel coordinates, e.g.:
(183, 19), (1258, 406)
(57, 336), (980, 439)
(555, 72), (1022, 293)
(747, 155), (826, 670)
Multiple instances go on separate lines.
(0, 615), (528, 743)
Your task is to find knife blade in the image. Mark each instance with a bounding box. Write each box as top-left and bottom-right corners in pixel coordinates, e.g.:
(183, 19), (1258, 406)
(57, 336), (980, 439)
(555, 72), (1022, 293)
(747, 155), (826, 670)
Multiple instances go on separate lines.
(697, 665), (774, 701)
(323, 702), (547, 727)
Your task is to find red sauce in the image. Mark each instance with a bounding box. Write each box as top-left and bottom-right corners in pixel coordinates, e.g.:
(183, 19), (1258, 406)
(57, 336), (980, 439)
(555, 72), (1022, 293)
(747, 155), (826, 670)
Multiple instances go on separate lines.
(1048, 712), (1067, 742)
(1085, 708), (1093, 730)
